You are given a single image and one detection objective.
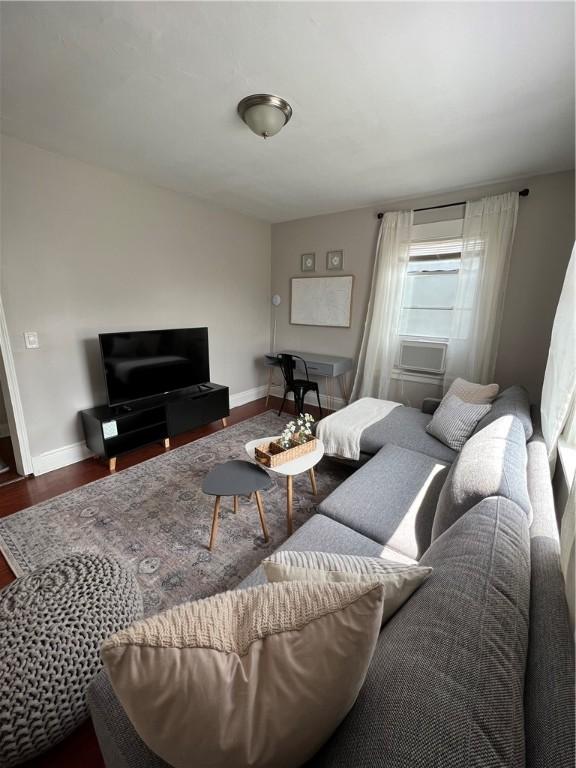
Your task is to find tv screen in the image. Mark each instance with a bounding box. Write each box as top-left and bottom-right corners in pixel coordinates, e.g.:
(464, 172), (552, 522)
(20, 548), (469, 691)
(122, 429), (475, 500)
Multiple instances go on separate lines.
(99, 328), (210, 406)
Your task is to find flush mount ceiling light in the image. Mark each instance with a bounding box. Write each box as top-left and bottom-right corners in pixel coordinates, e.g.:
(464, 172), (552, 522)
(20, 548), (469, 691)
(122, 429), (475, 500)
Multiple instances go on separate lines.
(237, 94), (292, 139)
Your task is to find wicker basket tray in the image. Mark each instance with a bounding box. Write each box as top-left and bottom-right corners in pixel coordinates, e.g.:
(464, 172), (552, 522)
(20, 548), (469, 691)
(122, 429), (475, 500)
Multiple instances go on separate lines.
(255, 437), (318, 468)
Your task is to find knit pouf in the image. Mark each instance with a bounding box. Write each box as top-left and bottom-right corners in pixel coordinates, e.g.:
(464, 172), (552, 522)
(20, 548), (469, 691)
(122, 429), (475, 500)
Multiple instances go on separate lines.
(0, 553), (143, 766)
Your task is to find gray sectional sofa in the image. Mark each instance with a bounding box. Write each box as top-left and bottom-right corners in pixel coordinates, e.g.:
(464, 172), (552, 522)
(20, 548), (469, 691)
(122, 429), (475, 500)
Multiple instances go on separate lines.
(87, 386), (575, 768)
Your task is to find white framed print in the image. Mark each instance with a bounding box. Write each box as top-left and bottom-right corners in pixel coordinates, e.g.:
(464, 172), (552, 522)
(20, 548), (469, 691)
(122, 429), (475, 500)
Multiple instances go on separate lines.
(290, 275), (353, 328)
(326, 250), (344, 270)
(301, 253), (316, 272)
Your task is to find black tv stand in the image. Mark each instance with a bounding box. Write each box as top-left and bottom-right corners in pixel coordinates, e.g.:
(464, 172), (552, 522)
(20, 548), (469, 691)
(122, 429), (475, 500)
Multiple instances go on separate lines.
(80, 383), (230, 472)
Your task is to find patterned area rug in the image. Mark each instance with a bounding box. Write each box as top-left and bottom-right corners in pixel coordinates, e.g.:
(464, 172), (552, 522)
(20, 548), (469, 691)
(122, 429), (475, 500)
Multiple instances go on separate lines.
(0, 412), (350, 615)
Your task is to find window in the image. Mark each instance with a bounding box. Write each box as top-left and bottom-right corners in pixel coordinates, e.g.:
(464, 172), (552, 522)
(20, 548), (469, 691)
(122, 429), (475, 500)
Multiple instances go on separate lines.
(398, 237), (462, 340)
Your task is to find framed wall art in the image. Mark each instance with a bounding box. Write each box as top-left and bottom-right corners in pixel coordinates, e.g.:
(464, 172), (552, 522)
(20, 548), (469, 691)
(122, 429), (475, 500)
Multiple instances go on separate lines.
(301, 253), (316, 272)
(290, 275), (353, 328)
(326, 250), (343, 270)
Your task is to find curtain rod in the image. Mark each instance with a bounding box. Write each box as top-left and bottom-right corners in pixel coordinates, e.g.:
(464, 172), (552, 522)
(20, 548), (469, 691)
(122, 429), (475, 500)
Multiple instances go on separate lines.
(376, 188), (530, 219)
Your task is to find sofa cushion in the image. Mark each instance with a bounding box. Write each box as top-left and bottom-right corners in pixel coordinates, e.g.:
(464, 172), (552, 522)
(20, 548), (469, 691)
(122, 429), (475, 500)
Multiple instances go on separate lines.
(237, 514), (411, 591)
(101, 581), (386, 768)
(308, 496), (530, 768)
(425, 394), (492, 451)
(319, 445), (450, 560)
(359, 406), (457, 463)
(432, 415), (532, 542)
(473, 384), (533, 440)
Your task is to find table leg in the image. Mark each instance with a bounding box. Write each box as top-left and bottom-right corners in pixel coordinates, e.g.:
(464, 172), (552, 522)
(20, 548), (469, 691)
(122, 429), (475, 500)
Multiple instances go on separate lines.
(233, 495), (238, 514)
(308, 467), (317, 495)
(286, 475), (294, 536)
(326, 376), (336, 411)
(266, 367), (274, 407)
(254, 491), (270, 542)
(339, 373), (350, 404)
(208, 496), (221, 551)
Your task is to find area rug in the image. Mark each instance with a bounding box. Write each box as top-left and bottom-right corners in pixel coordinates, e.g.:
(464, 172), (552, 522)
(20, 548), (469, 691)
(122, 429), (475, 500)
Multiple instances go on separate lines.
(0, 411), (350, 615)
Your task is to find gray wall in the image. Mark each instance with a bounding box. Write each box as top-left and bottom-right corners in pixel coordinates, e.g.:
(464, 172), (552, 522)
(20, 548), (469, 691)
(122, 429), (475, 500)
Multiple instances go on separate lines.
(1, 136), (271, 458)
(271, 170), (574, 406)
(1, 133), (573, 464)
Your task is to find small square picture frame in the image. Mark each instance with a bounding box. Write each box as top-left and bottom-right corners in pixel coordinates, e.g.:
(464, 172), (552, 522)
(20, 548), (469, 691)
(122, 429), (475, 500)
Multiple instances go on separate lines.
(326, 250), (344, 271)
(301, 252), (316, 272)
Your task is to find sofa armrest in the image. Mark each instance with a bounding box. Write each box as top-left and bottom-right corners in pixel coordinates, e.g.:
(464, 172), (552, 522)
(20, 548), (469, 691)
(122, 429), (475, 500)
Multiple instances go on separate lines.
(422, 397), (442, 415)
(525, 435), (575, 768)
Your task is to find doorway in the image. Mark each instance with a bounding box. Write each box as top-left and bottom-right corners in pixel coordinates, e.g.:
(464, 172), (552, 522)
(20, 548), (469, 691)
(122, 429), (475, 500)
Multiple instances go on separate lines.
(0, 385), (21, 485)
(0, 298), (33, 481)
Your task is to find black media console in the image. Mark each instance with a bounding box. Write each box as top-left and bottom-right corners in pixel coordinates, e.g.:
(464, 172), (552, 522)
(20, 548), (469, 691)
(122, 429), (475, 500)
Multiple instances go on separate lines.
(80, 383), (230, 471)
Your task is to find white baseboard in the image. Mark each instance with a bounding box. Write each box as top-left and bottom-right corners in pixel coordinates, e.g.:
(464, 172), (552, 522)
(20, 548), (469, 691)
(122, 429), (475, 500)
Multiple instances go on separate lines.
(269, 385), (347, 411)
(32, 440), (93, 476)
(229, 384), (268, 408)
(31, 384), (271, 476)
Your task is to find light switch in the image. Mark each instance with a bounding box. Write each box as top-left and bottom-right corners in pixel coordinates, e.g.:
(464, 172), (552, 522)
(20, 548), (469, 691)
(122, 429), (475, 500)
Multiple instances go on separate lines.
(24, 331), (39, 349)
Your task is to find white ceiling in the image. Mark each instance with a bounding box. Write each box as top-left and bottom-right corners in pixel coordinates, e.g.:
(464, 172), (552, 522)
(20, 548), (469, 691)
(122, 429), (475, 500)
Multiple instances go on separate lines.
(1, 2), (574, 223)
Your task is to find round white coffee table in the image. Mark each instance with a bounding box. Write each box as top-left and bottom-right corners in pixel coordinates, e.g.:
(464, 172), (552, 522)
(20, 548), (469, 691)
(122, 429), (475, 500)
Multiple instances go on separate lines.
(245, 436), (325, 536)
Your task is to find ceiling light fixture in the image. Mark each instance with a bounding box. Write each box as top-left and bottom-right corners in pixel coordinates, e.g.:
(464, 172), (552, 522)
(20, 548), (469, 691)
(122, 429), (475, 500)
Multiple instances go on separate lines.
(237, 94), (292, 139)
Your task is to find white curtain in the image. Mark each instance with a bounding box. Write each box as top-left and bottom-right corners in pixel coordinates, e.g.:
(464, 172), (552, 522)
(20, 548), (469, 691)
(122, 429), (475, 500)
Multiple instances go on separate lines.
(351, 211), (413, 400)
(541, 242), (576, 462)
(444, 192), (519, 388)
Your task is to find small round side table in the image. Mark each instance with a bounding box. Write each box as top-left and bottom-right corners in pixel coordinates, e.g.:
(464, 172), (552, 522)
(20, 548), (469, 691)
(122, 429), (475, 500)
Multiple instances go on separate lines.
(202, 459), (273, 551)
(245, 436), (325, 536)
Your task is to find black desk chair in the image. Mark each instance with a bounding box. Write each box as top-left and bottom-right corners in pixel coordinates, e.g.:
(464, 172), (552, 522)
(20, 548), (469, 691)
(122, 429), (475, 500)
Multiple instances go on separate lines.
(277, 354), (323, 418)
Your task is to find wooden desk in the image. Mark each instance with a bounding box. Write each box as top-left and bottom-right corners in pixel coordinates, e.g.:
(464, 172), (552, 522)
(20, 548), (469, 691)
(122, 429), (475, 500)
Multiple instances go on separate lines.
(264, 351), (354, 410)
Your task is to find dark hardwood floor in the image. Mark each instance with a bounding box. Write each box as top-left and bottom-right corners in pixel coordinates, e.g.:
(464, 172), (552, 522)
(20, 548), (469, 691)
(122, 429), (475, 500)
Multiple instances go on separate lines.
(1, 395), (320, 768)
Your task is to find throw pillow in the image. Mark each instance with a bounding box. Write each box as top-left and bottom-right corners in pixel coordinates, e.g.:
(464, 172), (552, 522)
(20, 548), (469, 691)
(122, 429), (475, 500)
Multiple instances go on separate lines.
(101, 581), (385, 768)
(446, 377), (500, 404)
(262, 550), (431, 625)
(426, 394), (491, 451)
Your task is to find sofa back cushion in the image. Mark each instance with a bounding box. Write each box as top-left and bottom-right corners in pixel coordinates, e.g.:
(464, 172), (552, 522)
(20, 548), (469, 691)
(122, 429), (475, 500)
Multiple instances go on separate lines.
(432, 415), (532, 542)
(473, 384), (533, 440)
(308, 496), (530, 768)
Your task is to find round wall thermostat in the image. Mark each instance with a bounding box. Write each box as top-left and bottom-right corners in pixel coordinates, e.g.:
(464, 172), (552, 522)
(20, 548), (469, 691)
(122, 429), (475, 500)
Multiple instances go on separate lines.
(271, 294), (282, 306)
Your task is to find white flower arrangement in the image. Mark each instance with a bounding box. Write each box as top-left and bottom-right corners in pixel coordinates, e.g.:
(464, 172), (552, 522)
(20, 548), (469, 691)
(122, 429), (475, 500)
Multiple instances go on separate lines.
(278, 413), (315, 449)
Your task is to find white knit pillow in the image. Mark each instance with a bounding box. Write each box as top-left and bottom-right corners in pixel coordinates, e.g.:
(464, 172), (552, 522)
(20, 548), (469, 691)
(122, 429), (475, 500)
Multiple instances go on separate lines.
(446, 377), (499, 404)
(101, 581), (385, 768)
(426, 394), (492, 451)
(263, 551), (431, 625)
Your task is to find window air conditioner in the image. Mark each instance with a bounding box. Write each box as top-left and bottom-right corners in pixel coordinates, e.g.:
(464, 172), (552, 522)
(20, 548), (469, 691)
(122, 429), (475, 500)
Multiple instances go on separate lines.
(398, 341), (446, 374)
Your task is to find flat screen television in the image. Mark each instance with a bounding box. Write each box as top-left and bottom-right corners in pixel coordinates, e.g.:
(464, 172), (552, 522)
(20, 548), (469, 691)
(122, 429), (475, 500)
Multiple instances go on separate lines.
(99, 328), (210, 406)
